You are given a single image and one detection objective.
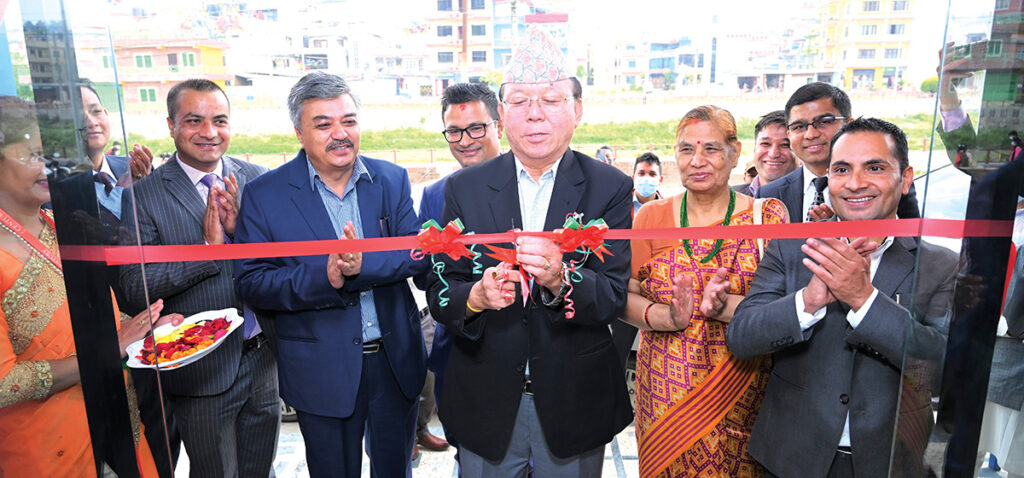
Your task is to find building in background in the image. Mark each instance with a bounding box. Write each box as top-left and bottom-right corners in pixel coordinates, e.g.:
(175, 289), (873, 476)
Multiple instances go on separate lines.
(818, 0), (915, 90)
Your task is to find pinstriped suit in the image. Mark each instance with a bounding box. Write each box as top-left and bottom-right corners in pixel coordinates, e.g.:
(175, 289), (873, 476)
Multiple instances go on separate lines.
(120, 155), (280, 477)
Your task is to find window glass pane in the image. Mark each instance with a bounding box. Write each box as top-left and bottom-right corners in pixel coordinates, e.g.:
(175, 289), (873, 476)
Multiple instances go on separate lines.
(3, 0), (1021, 477)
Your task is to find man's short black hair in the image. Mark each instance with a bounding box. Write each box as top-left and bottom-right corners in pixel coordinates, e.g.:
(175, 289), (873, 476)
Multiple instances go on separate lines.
(785, 82), (852, 123)
(441, 83), (500, 123)
(754, 110), (787, 138)
(633, 151), (661, 174)
(167, 79), (229, 124)
(829, 117), (909, 171)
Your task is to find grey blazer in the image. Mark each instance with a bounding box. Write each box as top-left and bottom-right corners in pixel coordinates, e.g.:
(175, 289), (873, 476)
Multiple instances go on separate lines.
(989, 244), (1024, 410)
(120, 155), (271, 396)
(728, 233), (957, 478)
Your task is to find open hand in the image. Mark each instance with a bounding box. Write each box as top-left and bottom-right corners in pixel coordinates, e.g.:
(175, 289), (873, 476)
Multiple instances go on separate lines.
(699, 267), (731, 319)
(118, 299), (185, 358)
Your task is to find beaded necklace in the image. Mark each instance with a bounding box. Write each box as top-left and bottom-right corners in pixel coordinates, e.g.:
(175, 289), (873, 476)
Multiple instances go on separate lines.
(679, 189), (735, 263)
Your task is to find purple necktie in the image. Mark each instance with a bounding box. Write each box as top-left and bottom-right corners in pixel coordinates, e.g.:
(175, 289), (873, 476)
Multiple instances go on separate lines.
(199, 173), (219, 191)
(242, 305), (261, 339)
(94, 171), (115, 196)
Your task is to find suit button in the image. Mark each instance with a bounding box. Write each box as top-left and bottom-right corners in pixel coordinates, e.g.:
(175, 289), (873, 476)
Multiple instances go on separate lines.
(515, 363), (525, 372)
(840, 394), (849, 404)
(353, 338), (362, 345)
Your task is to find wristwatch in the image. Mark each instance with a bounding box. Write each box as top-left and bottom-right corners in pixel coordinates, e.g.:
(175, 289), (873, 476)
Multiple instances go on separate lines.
(540, 263), (572, 307)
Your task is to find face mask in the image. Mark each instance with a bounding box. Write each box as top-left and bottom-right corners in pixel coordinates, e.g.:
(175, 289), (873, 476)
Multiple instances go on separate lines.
(635, 176), (659, 197)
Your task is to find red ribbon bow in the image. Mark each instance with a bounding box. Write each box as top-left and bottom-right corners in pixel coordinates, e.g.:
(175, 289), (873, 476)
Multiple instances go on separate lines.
(412, 219), (474, 261)
(553, 218), (613, 262)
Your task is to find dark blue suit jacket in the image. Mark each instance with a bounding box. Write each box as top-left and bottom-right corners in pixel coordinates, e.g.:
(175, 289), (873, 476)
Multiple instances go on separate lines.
(235, 151), (427, 418)
(416, 175), (455, 376)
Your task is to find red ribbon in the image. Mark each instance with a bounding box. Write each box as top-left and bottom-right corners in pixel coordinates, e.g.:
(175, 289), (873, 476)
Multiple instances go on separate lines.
(483, 245), (532, 305)
(412, 220), (474, 261)
(553, 222), (613, 262)
(56, 218), (1014, 265)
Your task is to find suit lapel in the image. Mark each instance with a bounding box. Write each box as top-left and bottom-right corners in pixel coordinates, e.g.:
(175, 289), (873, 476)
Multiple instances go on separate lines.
(357, 160), (383, 239)
(543, 150), (585, 230)
(872, 236), (917, 297)
(788, 169), (804, 223)
(487, 154), (523, 233)
(288, 152), (340, 241)
(107, 155), (128, 179)
(161, 156), (207, 225)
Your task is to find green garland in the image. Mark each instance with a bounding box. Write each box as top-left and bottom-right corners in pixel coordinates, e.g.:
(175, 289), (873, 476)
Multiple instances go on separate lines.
(680, 189), (735, 263)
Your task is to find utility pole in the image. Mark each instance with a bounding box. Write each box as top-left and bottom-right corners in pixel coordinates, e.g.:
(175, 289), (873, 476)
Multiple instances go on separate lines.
(460, 0), (469, 80)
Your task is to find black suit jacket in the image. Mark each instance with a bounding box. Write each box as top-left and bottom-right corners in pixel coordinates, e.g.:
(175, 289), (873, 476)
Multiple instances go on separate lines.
(426, 150), (634, 460)
(757, 167), (920, 221)
(728, 232), (957, 478)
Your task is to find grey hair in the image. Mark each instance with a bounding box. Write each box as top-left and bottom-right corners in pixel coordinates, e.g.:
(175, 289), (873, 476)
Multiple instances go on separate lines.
(287, 71), (361, 130)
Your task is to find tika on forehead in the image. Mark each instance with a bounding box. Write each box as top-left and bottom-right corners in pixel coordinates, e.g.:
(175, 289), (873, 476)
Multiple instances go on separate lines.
(501, 26), (572, 85)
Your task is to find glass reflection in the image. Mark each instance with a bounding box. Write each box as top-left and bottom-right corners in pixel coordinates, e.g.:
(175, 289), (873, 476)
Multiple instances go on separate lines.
(918, 1), (1024, 477)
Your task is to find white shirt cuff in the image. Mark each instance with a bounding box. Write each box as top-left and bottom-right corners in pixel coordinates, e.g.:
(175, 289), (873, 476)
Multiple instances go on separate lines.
(795, 288), (827, 331)
(846, 288), (879, 329)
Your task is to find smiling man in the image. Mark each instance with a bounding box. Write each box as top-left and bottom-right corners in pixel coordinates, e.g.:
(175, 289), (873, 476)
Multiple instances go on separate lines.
(235, 71), (426, 477)
(119, 78), (280, 477)
(728, 118), (956, 477)
(735, 110), (797, 196)
(757, 83), (919, 222)
(426, 27), (633, 477)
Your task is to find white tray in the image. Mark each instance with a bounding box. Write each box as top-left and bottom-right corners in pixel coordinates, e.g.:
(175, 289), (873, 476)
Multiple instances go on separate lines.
(125, 308), (242, 370)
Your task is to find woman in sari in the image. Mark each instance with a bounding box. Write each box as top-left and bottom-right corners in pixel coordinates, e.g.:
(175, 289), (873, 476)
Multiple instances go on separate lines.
(623, 105), (788, 478)
(0, 96), (179, 477)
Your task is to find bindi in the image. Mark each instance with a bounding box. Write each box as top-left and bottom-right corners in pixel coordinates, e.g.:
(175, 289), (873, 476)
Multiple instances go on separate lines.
(459, 104), (466, 111)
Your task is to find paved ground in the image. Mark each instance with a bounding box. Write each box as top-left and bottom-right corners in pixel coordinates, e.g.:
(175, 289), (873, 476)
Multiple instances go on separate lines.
(175, 421), (1012, 477)
(174, 418), (640, 477)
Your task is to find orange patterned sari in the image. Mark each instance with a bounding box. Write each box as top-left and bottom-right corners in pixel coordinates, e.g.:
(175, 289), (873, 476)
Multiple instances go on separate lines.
(0, 211), (157, 477)
(632, 196), (787, 478)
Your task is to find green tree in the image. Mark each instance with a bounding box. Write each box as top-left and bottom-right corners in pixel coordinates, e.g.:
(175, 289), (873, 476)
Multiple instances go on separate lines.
(920, 77), (939, 94)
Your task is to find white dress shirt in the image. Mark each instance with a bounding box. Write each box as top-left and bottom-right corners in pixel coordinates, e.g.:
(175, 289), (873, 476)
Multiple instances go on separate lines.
(801, 166), (832, 222)
(793, 234), (894, 447)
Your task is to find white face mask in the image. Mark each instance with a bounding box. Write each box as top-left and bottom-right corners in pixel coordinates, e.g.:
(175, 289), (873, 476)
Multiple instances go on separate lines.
(634, 176), (659, 197)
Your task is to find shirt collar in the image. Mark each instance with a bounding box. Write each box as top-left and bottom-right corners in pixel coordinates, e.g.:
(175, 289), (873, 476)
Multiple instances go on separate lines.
(835, 216), (895, 260)
(306, 152), (370, 192)
(633, 190), (661, 203)
(176, 155), (224, 186)
(513, 155), (561, 184)
(802, 165), (823, 193)
(748, 176), (761, 195)
(93, 155), (115, 179)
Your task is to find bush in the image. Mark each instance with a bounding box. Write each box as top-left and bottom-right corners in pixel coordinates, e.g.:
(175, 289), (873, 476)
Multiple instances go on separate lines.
(920, 77), (939, 94)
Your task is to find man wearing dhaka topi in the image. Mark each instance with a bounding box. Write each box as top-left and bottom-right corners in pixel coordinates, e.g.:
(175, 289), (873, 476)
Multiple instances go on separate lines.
(426, 27), (634, 477)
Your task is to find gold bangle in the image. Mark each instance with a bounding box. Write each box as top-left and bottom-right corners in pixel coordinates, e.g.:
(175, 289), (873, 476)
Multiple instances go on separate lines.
(466, 299), (484, 314)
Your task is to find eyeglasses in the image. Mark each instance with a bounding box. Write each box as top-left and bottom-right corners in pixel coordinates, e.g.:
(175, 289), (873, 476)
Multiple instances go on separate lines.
(5, 151), (46, 165)
(442, 120), (497, 143)
(786, 115), (847, 134)
(502, 96), (572, 113)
